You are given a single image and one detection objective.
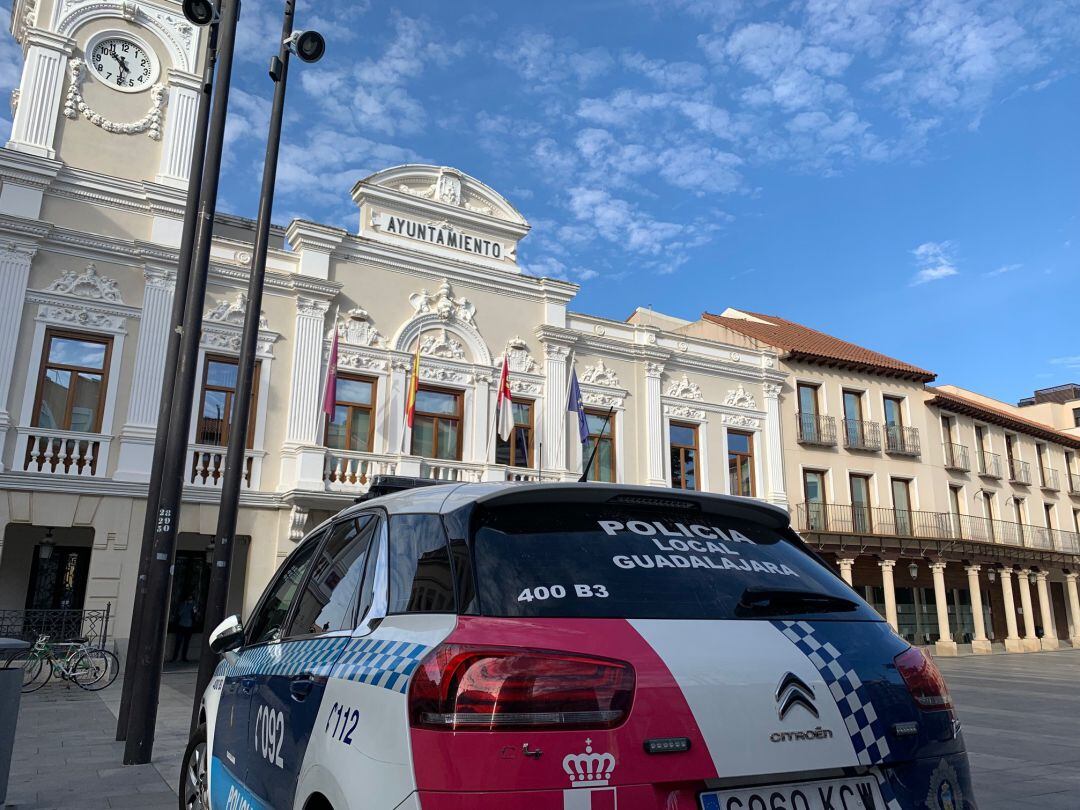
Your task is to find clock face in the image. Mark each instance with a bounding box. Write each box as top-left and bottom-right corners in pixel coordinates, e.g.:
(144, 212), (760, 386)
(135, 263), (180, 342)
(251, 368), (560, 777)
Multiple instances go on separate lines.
(88, 37), (156, 91)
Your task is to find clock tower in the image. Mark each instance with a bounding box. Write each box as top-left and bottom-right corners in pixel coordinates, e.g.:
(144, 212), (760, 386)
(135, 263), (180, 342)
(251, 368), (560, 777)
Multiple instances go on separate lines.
(6, 0), (207, 194)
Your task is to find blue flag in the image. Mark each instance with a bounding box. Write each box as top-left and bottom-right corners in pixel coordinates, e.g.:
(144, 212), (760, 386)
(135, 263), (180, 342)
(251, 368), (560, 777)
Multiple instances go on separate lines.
(567, 368), (589, 444)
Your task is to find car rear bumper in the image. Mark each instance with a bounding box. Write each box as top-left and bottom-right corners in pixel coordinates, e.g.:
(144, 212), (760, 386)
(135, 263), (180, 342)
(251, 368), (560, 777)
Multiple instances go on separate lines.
(409, 752), (977, 809)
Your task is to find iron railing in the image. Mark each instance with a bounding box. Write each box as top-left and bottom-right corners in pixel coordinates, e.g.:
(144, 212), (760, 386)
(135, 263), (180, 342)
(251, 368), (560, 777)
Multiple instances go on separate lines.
(794, 503), (1080, 554)
(0, 604), (111, 647)
(978, 450), (1002, 478)
(942, 442), (970, 471)
(1040, 467), (1060, 491)
(884, 424), (921, 456)
(1009, 458), (1032, 485)
(796, 412), (836, 446)
(842, 419), (881, 451)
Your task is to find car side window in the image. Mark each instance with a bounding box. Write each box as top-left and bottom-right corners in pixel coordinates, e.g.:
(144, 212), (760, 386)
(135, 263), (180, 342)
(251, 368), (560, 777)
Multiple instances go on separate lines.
(245, 530), (323, 646)
(388, 513), (455, 614)
(354, 517), (385, 626)
(285, 515), (376, 638)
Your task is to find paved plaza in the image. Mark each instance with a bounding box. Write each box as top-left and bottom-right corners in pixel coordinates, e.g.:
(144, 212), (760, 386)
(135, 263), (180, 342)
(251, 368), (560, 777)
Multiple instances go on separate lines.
(3, 651), (1079, 808)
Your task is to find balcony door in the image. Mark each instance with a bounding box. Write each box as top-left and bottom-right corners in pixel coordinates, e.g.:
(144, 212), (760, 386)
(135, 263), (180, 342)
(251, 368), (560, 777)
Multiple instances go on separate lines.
(948, 485), (963, 537)
(891, 477), (912, 536)
(798, 383), (821, 443)
(411, 387), (463, 461)
(843, 390), (863, 447)
(849, 474), (872, 533)
(883, 396), (904, 450)
(803, 470), (827, 531)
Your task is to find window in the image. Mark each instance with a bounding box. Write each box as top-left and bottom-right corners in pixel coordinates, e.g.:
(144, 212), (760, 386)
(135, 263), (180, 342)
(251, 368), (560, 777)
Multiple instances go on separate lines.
(727, 430), (755, 496)
(388, 514), (454, 614)
(33, 330), (112, 433)
(891, 478), (912, 536)
(1074, 407), (1080, 428)
(196, 356), (260, 447)
(849, 474), (871, 533)
(245, 532), (322, 645)
(411, 386), (462, 460)
(669, 422), (699, 491)
(975, 425), (987, 452)
(325, 374), (376, 452)
(948, 485), (963, 536)
(1012, 497), (1025, 525)
(797, 383), (820, 416)
(941, 415), (956, 444)
(287, 516), (376, 637)
(843, 390), (865, 447)
(1074, 509), (1080, 534)
(584, 409), (616, 482)
(803, 470), (827, 530)
(883, 396), (904, 428)
(496, 400), (534, 468)
(1044, 504), (1054, 530)
(1036, 443), (1048, 485)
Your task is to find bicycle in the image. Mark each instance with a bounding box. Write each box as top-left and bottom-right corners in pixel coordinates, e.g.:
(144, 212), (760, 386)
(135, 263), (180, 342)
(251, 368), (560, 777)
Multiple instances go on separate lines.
(15, 635), (119, 693)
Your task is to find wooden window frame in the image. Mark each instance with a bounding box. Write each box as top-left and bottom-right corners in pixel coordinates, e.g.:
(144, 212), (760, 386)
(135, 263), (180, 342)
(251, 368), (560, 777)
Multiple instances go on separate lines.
(496, 399), (534, 468)
(324, 373), (377, 453)
(797, 382), (820, 415)
(727, 429), (755, 497)
(842, 389), (864, 421)
(669, 421), (699, 491)
(883, 395), (905, 428)
(31, 328), (113, 433)
(411, 385), (464, 461)
(196, 354), (261, 449)
(849, 473), (872, 532)
(584, 407), (617, 483)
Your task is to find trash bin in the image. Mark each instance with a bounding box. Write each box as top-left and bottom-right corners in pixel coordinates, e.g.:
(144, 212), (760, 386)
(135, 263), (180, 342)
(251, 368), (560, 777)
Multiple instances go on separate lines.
(0, 638), (29, 804)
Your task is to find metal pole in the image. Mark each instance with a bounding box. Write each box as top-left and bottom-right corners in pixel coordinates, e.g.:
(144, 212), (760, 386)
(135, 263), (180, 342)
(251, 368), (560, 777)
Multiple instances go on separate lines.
(191, 0), (298, 731)
(115, 14), (218, 742)
(123, 0), (241, 766)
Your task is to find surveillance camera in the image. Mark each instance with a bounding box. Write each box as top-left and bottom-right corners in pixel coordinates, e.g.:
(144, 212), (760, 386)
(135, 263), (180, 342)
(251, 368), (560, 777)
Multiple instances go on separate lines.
(285, 30), (326, 64)
(182, 0), (216, 26)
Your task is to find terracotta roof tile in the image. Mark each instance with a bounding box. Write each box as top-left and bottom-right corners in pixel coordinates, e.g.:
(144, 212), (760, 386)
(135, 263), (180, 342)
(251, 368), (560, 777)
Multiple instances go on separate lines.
(927, 388), (1080, 450)
(702, 310), (936, 382)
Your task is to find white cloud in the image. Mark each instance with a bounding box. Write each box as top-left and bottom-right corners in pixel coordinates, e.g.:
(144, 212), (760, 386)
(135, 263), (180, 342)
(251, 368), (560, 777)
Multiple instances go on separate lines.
(911, 241), (959, 285)
(494, 31), (612, 89)
(984, 263), (1021, 276)
(1049, 356), (1080, 370)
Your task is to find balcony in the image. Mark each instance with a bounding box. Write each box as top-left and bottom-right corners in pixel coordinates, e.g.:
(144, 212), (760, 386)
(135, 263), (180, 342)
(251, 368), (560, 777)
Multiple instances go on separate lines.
(1070, 472), (1080, 496)
(324, 450), (399, 494)
(796, 412), (836, 446)
(794, 502), (1080, 554)
(189, 444), (259, 489)
(977, 450), (1002, 478)
(1040, 467), (1060, 491)
(942, 442), (970, 472)
(18, 427), (110, 478)
(841, 419), (881, 451)
(884, 424), (921, 456)
(1009, 458), (1032, 485)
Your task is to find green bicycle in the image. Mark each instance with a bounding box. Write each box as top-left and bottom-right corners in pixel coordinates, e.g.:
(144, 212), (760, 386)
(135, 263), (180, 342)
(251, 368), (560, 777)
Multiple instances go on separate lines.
(15, 634), (119, 693)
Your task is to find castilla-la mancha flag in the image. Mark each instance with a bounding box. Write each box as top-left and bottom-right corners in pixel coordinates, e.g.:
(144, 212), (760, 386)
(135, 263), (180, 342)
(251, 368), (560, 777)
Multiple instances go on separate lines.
(496, 355), (514, 441)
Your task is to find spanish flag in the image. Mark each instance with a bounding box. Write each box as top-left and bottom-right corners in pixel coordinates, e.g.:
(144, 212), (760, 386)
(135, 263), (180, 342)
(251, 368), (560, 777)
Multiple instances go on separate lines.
(405, 337), (421, 429)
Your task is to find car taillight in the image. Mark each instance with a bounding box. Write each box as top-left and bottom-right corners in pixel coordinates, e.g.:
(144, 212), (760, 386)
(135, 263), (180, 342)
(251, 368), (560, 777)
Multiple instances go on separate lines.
(894, 647), (952, 712)
(408, 643), (635, 731)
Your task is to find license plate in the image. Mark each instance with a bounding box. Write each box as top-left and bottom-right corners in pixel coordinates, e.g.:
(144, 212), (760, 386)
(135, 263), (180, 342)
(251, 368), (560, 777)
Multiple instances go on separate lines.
(701, 775), (884, 810)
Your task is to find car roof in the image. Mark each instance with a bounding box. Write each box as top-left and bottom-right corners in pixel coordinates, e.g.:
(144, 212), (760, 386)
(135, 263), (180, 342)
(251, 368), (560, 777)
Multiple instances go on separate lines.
(333, 482), (790, 528)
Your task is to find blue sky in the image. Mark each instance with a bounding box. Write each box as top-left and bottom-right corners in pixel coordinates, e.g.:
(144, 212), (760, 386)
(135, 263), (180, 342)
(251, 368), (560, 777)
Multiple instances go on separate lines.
(9, 1), (1080, 403)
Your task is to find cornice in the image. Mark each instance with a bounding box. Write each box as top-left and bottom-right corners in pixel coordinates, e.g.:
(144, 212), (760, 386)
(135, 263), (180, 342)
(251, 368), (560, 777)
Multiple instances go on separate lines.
(0, 472), (285, 508)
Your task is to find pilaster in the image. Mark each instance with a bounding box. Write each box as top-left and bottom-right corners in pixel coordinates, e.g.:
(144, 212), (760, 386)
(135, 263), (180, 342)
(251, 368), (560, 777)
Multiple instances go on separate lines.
(644, 361), (665, 487)
(761, 382), (787, 506)
(280, 298), (331, 491)
(540, 342), (570, 472)
(155, 69), (201, 187)
(0, 244), (36, 466)
(8, 29), (75, 158)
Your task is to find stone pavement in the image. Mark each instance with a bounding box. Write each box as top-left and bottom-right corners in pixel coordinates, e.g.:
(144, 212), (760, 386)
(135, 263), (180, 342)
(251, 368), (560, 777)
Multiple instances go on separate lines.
(4, 665), (194, 809)
(937, 648), (1080, 809)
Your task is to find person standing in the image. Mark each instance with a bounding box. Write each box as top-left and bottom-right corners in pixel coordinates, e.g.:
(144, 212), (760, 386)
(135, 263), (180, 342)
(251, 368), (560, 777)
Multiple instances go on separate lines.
(170, 596), (197, 663)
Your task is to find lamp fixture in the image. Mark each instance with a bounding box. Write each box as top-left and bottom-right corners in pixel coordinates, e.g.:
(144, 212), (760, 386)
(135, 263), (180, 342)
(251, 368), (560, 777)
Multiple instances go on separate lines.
(1028, 571), (1038, 586)
(908, 562), (919, 580)
(987, 567), (997, 584)
(38, 527), (55, 561)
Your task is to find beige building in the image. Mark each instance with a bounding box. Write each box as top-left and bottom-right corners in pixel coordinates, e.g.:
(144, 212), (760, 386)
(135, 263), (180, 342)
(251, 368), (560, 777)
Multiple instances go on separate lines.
(0, 1), (789, 658)
(1016, 383), (1080, 439)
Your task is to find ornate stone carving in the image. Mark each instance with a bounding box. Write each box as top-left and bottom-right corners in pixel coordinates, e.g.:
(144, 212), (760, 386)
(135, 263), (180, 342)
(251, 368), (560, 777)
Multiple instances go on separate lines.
(501, 336), (537, 373)
(664, 403), (706, 421)
(15, 0), (36, 43)
(46, 264), (123, 302)
(723, 385), (757, 410)
(288, 505), (308, 542)
(408, 279), (476, 325)
(337, 351), (387, 373)
(419, 328), (465, 360)
(763, 355), (776, 369)
(645, 361), (664, 379)
(296, 299), (329, 319)
(336, 307), (383, 347)
(581, 359), (619, 387)
(593, 324), (606, 336)
(582, 390), (624, 409)
(63, 59), (167, 139)
(722, 413), (760, 429)
(730, 351), (742, 363)
(38, 304), (124, 331)
(396, 167), (499, 215)
(201, 327), (276, 357)
(205, 293), (269, 329)
(762, 382), (782, 398)
(665, 374), (703, 401)
(419, 366), (468, 384)
(143, 267), (174, 290)
(543, 343), (570, 360)
(510, 379), (542, 396)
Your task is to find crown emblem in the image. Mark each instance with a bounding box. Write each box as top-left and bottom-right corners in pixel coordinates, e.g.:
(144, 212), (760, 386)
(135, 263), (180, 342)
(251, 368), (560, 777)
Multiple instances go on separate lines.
(562, 738), (616, 788)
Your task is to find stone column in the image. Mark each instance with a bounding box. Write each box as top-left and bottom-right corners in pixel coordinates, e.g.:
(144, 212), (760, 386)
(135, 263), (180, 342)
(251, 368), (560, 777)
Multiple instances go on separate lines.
(280, 298), (331, 490)
(156, 70), (202, 187)
(473, 373), (492, 467)
(644, 362), (666, 487)
(761, 382), (787, 507)
(999, 568), (1023, 653)
(1035, 571), (1059, 651)
(838, 558), (855, 586)
(1065, 573), (1080, 648)
(879, 560), (898, 632)
(965, 565), (992, 654)
(1016, 569), (1040, 652)
(7, 30), (74, 158)
(115, 267), (176, 481)
(930, 562), (958, 655)
(0, 244), (35, 445)
(542, 344), (570, 473)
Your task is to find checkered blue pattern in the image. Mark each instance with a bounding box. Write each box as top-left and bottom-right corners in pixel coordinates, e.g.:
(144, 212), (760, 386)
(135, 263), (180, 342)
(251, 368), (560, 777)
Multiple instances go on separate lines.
(216, 636), (351, 679)
(330, 637), (430, 694)
(774, 620), (893, 767)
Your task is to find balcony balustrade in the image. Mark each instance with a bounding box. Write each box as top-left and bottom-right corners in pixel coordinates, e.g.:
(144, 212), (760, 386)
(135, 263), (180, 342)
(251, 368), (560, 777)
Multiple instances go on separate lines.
(942, 442), (970, 472)
(884, 424), (921, 456)
(796, 412), (836, 446)
(1009, 458), (1032, 485)
(795, 502), (1080, 555)
(1040, 467), (1060, 491)
(189, 444), (257, 488)
(977, 450), (1002, 478)
(842, 419), (881, 451)
(324, 450), (399, 494)
(18, 427), (109, 477)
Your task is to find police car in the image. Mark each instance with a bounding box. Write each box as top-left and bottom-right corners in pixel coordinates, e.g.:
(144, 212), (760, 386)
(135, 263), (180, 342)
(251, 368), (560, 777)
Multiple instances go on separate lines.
(183, 482), (976, 810)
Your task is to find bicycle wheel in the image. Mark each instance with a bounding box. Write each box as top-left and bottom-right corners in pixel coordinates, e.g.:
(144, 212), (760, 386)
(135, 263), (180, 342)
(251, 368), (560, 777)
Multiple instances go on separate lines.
(20, 655), (52, 693)
(72, 649), (119, 691)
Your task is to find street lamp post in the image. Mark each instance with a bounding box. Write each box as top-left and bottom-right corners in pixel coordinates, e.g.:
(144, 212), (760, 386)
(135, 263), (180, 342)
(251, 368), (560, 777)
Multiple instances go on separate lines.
(190, 0), (324, 729)
(123, 0), (242, 766)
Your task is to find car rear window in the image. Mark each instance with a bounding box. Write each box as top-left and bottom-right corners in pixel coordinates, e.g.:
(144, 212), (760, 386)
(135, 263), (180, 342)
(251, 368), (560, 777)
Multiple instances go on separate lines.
(471, 503), (878, 620)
